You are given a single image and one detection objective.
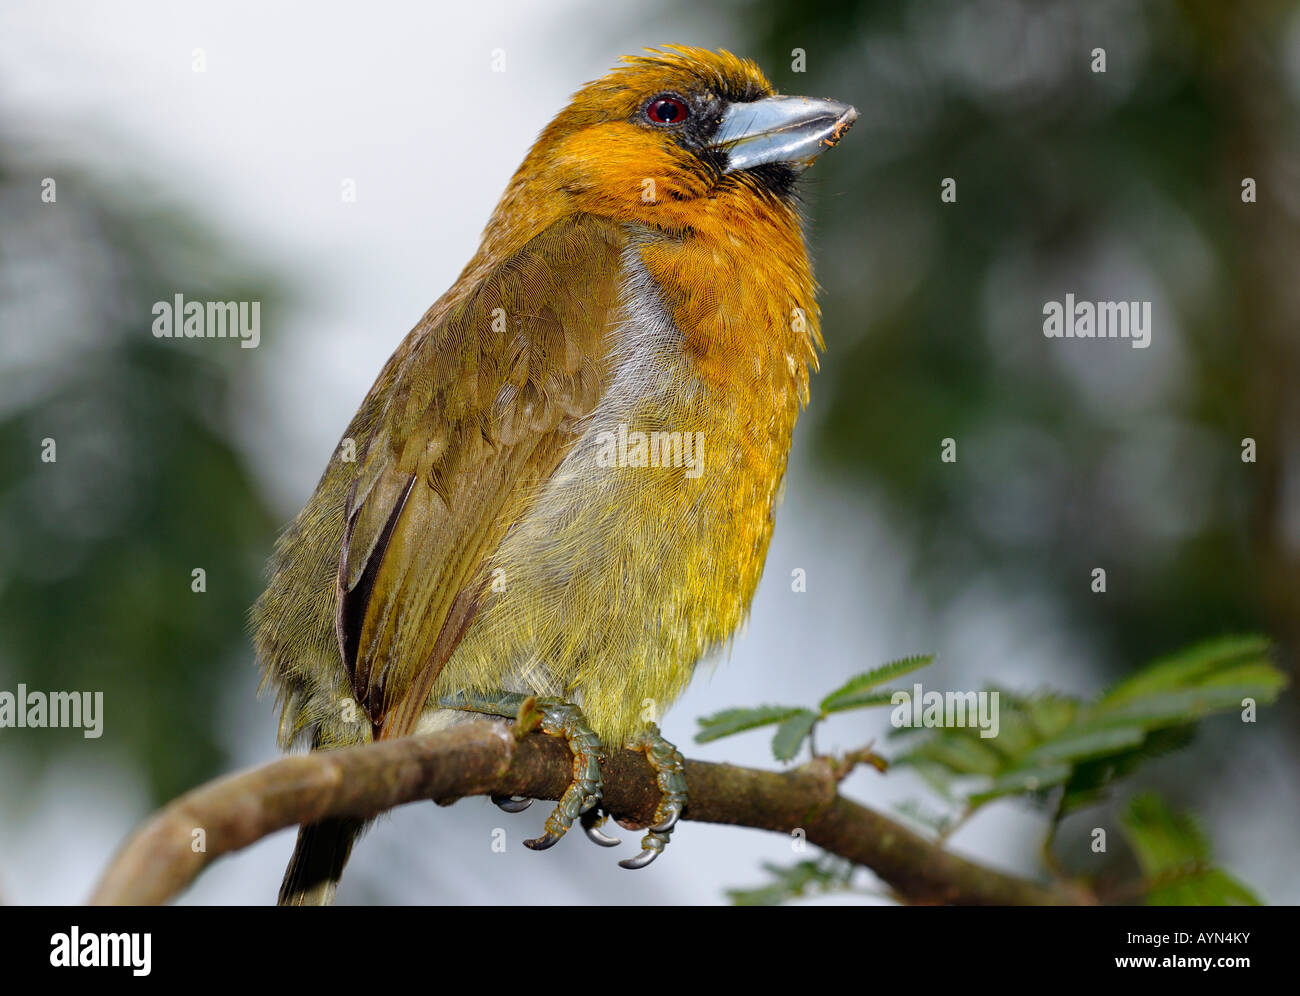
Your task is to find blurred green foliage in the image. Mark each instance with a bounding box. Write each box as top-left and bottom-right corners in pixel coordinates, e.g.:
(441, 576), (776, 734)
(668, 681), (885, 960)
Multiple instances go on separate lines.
(732, 792), (1259, 906)
(704, 638), (1282, 904)
(0, 146), (280, 802)
(727, 856), (860, 905)
(697, 653), (932, 759)
(1121, 793), (1259, 905)
(740, 0), (1300, 672)
(889, 635), (1284, 814)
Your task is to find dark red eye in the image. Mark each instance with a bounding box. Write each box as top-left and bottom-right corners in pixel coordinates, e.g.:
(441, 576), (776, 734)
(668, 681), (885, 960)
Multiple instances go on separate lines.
(645, 95), (689, 125)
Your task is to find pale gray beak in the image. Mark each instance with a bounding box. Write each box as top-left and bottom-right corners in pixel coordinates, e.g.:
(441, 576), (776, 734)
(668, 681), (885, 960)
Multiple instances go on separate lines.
(710, 95), (858, 172)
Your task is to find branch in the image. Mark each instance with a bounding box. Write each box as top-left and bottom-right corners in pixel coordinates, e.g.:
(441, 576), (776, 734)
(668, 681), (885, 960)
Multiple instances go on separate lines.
(89, 723), (1091, 906)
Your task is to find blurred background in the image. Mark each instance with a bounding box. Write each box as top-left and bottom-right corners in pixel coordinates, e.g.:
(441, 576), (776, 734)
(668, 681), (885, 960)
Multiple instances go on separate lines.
(1, 0), (1297, 905)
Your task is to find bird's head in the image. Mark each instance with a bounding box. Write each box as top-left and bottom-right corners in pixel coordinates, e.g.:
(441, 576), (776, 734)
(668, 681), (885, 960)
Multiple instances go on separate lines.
(481, 46), (857, 249)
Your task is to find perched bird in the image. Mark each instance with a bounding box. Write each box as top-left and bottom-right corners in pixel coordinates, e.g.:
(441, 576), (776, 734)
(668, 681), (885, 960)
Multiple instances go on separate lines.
(252, 45), (856, 905)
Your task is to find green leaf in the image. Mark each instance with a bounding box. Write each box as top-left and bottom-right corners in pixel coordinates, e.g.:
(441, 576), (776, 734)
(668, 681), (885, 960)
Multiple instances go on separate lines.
(1099, 635), (1273, 706)
(1119, 793), (1259, 906)
(888, 635), (1285, 813)
(893, 798), (956, 836)
(771, 709), (819, 761)
(1088, 681), (1280, 730)
(819, 654), (934, 713)
(1021, 725), (1148, 766)
(822, 689), (901, 712)
(1122, 792), (1210, 867)
(900, 731), (1005, 775)
(970, 763), (1072, 803)
(1021, 693), (1081, 740)
(726, 858), (856, 906)
(1149, 869), (1261, 907)
(1058, 726), (1195, 816)
(695, 705), (806, 744)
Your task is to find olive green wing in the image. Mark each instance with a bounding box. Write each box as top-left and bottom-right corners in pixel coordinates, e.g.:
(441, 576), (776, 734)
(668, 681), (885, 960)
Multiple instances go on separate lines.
(337, 215), (625, 738)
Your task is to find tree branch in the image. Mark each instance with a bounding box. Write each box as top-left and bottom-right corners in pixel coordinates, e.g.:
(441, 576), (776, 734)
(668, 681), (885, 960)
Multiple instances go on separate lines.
(88, 723), (1091, 906)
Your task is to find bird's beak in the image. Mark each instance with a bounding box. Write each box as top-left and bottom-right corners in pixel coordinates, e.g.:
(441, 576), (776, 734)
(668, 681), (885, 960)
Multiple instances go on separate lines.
(711, 96), (858, 173)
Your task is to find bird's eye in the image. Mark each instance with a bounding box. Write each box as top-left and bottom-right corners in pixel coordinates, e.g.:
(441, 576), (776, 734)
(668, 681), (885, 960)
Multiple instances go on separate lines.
(645, 94), (689, 126)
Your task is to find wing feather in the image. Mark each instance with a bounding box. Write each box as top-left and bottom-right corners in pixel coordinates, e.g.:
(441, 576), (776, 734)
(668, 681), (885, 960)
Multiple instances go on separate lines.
(336, 215), (625, 736)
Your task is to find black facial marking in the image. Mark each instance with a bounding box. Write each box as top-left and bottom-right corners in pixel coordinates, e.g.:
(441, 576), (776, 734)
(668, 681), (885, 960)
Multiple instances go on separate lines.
(737, 162), (799, 197)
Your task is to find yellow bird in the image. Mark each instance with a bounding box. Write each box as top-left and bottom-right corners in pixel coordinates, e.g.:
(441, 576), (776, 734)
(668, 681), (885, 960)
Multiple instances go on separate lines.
(252, 45), (857, 904)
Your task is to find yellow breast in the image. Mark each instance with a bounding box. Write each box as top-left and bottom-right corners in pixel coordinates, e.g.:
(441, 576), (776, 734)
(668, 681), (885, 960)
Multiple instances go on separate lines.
(434, 196), (820, 743)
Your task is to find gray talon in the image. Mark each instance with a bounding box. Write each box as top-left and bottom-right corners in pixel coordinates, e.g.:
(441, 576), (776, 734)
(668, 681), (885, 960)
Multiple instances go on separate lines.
(581, 808), (622, 847)
(619, 836), (665, 870)
(524, 830), (564, 851)
(650, 806), (681, 833)
(619, 850), (659, 869)
(492, 794), (533, 813)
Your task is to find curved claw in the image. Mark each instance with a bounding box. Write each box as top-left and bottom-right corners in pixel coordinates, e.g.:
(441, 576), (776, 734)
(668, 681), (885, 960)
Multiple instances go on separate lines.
(586, 824), (622, 847)
(619, 827), (668, 870)
(524, 831), (564, 851)
(619, 846), (662, 870)
(650, 806), (681, 833)
(491, 794), (533, 814)
(581, 809), (622, 847)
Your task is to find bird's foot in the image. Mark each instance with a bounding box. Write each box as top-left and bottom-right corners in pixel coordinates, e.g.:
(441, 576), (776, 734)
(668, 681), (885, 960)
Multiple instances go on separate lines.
(438, 690), (604, 851)
(518, 698), (605, 850)
(616, 725), (687, 869)
(436, 694), (685, 866)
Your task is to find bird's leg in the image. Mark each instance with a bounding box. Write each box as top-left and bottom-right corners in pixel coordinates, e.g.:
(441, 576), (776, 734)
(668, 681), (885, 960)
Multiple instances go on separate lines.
(617, 724), (688, 870)
(437, 690), (604, 850)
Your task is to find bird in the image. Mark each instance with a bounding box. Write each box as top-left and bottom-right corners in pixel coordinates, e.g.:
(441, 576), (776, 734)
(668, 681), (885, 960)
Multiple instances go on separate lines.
(251, 45), (857, 905)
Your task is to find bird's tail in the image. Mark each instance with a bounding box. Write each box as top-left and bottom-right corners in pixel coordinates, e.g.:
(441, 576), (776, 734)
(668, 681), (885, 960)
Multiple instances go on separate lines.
(278, 816), (363, 906)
